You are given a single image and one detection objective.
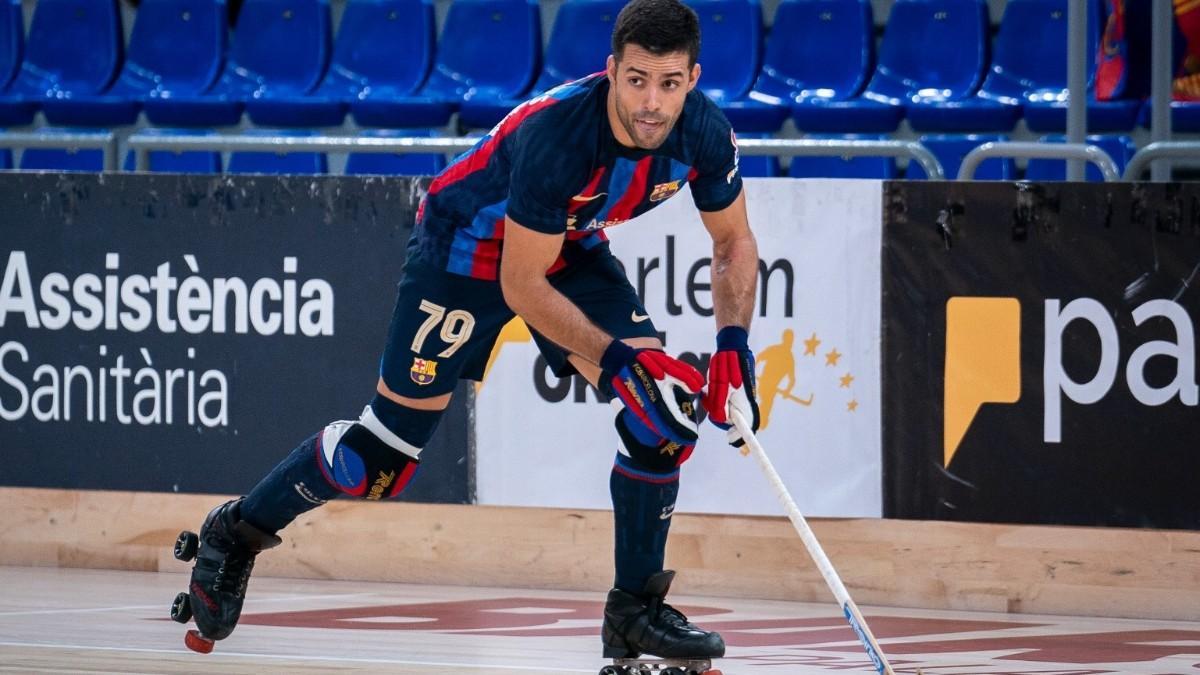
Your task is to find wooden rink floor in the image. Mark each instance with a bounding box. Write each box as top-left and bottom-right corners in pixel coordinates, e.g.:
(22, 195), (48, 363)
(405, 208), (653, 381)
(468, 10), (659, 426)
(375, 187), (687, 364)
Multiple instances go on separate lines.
(1, 566), (1198, 675)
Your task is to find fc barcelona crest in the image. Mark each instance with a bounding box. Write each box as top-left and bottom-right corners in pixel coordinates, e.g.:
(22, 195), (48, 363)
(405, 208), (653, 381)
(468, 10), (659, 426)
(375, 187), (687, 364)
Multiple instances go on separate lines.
(410, 357), (438, 385)
(649, 180), (682, 202)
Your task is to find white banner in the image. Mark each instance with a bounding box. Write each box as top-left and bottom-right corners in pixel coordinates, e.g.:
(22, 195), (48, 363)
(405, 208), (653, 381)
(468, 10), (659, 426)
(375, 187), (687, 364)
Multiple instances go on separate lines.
(475, 179), (883, 517)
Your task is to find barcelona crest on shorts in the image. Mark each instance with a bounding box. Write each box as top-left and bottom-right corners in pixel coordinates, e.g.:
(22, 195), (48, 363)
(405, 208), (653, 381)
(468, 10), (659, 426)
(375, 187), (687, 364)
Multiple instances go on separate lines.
(410, 357), (438, 385)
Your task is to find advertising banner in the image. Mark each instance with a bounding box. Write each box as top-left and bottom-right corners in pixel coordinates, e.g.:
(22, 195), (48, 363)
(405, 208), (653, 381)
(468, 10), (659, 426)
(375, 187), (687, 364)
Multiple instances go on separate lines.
(883, 182), (1200, 528)
(475, 179), (884, 517)
(0, 173), (471, 503)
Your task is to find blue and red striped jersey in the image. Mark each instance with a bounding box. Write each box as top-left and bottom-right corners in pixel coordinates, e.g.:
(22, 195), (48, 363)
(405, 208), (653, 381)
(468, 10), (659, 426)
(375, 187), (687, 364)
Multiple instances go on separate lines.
(409, 73), (743, 280)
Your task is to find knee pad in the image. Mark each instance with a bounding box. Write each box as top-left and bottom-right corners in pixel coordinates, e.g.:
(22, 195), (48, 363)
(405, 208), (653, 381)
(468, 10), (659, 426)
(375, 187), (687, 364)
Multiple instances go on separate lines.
(317, 405), (425, 500)
(614, 407), (695, 474)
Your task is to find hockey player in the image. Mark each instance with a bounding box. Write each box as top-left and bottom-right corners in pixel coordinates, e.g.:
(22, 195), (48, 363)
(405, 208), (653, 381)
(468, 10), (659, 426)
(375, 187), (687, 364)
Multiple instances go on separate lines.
(170, 0), (761, 666)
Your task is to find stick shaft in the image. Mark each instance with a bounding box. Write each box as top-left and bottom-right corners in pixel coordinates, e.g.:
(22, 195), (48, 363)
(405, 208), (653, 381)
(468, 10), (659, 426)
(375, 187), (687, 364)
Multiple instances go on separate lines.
(730, 410), (894, 675)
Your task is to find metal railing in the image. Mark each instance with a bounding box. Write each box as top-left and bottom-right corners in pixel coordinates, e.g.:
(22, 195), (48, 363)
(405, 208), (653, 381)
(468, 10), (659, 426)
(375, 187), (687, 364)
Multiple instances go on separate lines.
(0, 131), (119, 171)
(126, 132), (482, 171)
(122, 132), (947, 180)
(1123, 142), (1200, 181)
(736, 138), (944, 179)
(958, 142), (1120, 181)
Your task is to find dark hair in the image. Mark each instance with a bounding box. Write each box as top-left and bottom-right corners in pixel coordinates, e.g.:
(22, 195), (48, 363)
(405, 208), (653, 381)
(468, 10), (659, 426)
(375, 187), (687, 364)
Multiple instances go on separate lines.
(611, 0), (701, 67)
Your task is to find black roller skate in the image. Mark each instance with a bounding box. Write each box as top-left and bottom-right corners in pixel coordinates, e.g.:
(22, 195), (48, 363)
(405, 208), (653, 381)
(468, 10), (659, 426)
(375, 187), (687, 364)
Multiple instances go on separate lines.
(600, 570), (725, 675)
(168, 498), (281, 653)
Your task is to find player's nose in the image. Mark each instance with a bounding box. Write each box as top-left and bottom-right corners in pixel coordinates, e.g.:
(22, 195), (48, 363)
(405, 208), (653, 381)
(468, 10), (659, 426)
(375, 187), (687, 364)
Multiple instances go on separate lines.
(642, 88), (662, 112)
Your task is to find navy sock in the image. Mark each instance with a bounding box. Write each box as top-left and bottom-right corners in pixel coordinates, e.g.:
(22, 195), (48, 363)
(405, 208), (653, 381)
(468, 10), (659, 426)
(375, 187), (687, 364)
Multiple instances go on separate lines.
(610, 453), (680, 594)
(240, 432), (340, 535)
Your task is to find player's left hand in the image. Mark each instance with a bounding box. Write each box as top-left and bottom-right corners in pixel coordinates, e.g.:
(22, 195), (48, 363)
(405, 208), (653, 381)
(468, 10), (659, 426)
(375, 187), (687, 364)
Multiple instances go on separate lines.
(599, 341), (705, 445)
(702, 326), (759, 447)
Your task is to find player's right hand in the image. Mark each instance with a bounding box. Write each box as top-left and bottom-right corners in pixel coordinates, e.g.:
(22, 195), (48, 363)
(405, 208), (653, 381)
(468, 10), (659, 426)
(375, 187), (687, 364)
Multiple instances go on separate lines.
(702, 326), (760, 448)
(599, 341), (704, 445)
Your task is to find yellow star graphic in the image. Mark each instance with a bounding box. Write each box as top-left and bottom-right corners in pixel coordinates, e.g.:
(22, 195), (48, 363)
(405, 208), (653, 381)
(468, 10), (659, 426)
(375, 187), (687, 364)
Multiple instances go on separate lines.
(803, 332), (820, 356)
(839, 373), (854, 388)
(825, 348), (842, 367)
(847, 399), (858, 412)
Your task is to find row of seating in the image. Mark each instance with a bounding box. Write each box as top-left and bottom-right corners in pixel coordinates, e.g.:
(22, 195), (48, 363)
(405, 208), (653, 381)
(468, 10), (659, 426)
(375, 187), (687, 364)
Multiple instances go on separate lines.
(1, 130), (1140, 181)
(0, 0), (1189, 135)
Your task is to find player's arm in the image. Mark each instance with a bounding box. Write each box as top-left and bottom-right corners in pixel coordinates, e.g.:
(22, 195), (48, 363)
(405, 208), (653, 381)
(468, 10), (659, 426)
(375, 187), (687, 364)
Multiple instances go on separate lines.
(699, 187), (762, 445)
(499, 216), (611, 365)
(700, 187), (757, 333)
(501, 216), (704, 444)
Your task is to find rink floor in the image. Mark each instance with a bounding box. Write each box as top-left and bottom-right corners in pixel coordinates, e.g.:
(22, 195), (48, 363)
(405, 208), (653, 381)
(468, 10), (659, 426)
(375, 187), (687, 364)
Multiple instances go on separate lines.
(1, 566), (1197, 674)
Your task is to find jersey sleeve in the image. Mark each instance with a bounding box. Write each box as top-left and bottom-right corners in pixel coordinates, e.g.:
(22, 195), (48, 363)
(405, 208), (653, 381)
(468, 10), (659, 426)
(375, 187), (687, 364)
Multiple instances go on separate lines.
(688, 104), (744, 213)
(505, 118), (584, 235)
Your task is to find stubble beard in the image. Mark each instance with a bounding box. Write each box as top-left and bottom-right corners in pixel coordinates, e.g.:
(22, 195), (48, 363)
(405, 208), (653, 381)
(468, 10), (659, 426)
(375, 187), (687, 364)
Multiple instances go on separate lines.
(617, 99), (671, 150)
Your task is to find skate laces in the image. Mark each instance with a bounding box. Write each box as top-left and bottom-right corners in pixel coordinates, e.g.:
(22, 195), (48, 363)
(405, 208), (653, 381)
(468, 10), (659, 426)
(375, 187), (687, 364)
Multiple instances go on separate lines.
(214, 552), (256, 599)
(647, 597), (691, 628)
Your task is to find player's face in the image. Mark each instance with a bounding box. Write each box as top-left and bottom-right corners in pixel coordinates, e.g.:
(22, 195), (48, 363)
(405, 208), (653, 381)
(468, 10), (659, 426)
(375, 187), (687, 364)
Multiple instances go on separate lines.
(607, 45), (700, 150)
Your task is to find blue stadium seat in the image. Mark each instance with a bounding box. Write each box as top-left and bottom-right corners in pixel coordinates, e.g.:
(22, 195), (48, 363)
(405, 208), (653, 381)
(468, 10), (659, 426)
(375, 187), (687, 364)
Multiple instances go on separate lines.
(907, 134), (1015, 180)
(20, 147), (105, 172)
(345, 129), (448, 175)
(52, 0), (229, 127)
(536, 0), (623, 91)
(18, 128), (107, 172)
(0, 0), (16, 89)
(434, 0), (542, 129)
(1138, 100), (1200, 133)
(1025, 134), (1135, 181)
(901, 0), (1026, 132)
(1, 0), (123, 127)
(138, 1), (238, 127)
(344, 0), (449, 128)
(227, 129), (328, 174)
(686, 0), (787, 132)
(864, 0), (1015, 133)
(758, 1), (879, 133)
(787, 134), (897, 178)
(0, 0), (30, 127)
(1017, 0), (1139, 132)
(122, 129), (221, 173)
(0, 149), (10, 169)
(734, 132), (779, 177)
(150, 0), (339, 127)
(459, 0), (617, 128)
(234, 0), (342, 127)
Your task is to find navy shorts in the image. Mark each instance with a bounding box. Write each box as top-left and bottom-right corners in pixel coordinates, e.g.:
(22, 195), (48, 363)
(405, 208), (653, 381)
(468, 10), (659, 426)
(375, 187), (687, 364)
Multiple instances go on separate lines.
(378, 248), (658, 398)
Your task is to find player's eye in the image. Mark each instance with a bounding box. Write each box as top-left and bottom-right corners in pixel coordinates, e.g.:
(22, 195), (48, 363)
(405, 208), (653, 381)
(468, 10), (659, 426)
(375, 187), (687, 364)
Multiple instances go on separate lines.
(628, 77), (642, 86)
(663, 81), (679, 90)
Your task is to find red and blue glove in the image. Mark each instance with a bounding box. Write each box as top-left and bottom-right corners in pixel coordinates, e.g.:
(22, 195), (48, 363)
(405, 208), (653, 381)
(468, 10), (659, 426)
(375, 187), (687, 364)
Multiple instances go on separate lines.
(599, 340), (704, 445)
(702, 326), (760, 447)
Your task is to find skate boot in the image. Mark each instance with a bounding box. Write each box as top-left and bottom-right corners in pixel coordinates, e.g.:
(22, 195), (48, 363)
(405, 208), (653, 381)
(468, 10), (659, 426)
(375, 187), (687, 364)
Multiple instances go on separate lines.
(168, 498), (282, 653)
(600, 570), (725, 675)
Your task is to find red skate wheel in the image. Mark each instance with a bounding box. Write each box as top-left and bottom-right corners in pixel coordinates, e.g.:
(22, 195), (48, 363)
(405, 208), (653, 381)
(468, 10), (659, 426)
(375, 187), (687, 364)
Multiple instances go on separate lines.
(184, 629), (214, 654)
(703, 670), (724, 675)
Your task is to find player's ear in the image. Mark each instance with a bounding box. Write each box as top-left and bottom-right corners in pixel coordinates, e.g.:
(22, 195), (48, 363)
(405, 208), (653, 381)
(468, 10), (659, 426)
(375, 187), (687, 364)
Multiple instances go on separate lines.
(607, 54), (617, 83)
(687, 63), (701, 92)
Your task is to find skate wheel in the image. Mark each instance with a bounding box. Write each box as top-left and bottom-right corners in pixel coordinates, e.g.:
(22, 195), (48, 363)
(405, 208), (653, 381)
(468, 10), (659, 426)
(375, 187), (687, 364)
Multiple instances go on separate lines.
(184, 629), (214, 654)
(174, 531), (199, 562)
(598, 667), (626, 675)
(169, 592), (192, 624)
(703, 670), (724, 675)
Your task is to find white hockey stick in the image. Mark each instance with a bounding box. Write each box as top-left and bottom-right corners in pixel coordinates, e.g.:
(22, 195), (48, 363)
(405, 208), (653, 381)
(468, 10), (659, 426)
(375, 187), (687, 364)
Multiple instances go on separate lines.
(730, 409), (895, 675)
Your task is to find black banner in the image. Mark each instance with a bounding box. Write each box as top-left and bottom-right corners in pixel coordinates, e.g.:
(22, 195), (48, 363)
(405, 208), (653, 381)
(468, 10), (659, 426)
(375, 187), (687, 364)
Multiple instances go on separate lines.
(0, 173), (472, 503)
(883, 182), (1200, 528)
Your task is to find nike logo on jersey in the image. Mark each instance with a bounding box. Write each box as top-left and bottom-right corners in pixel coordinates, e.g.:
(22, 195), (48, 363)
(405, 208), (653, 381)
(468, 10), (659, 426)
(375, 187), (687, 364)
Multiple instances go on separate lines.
(631, 310), (651, 323)
(660, 504), (676, 520)
(570, 192), (608, 203)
